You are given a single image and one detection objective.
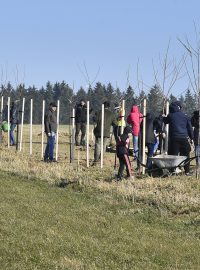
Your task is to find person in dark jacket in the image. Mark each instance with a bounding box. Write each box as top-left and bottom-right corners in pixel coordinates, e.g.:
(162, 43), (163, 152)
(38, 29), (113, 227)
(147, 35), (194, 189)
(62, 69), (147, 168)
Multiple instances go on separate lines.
(191, 110), (199, 164)
(153, 113), (166, 154)
(75, 100), (87, 146)
(2, 105), (8, 122)
(44, 102), (57, 162)
(145, 113), (156, 170)
(163, 101), (194, 175)
(93, 101), (117, 164)
(10, 101), (18, 145)
(116, 126), (133, 180)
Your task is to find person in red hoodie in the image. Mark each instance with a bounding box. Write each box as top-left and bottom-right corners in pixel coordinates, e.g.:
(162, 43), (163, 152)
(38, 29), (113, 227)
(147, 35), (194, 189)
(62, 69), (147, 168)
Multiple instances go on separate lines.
(127, 105), (143, 169)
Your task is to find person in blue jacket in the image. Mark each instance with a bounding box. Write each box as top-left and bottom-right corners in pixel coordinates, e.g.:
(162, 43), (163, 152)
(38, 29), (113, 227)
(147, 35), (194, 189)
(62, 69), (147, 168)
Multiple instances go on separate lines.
(163, 101), (194, 175)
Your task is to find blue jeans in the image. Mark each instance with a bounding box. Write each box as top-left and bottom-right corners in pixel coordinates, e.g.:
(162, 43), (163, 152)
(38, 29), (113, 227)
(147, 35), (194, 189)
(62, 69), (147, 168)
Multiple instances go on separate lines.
(44, 135), (55, 161)
(133, 136), (140, 168)
(10, 124), (16, 145)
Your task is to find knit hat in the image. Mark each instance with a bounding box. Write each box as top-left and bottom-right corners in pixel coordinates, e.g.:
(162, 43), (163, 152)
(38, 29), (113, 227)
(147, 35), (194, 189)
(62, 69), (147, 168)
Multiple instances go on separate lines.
(124, 126), (133, 134)
(50, 102), (57, 107)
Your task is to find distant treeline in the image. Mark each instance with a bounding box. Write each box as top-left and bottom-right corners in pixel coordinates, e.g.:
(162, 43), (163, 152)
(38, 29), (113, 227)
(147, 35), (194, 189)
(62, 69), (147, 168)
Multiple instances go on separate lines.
(0, 81), (197, 124)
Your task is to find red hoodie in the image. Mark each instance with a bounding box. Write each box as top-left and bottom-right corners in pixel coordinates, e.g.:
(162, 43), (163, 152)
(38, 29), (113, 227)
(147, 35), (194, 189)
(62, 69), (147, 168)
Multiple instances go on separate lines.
(127, 106), (143, 136)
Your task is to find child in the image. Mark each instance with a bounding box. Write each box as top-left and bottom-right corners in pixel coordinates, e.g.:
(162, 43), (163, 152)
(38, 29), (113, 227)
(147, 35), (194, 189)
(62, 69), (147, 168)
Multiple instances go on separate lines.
(116, 126), (134, 180)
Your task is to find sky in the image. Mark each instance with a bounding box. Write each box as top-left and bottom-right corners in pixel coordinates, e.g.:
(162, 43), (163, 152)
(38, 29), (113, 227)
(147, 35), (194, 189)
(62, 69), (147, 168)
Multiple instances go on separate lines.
(0, 0), (200, 96)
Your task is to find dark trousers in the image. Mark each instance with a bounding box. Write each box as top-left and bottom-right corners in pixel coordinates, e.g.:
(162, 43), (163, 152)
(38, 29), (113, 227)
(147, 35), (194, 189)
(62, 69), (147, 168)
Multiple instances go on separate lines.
(169, 137), (191, 173)
(113, 126), (121, 143)
(146, 143), (155, 170)
(117, 154), (132, 179)
(75, 123), (86, 145)
(44, 135), (55, 161)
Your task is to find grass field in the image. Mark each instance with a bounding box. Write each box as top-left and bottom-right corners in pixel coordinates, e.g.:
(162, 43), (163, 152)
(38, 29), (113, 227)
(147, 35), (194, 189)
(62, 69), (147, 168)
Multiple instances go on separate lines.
(0, 171), (200, 270)
(0, 125), (200, 269)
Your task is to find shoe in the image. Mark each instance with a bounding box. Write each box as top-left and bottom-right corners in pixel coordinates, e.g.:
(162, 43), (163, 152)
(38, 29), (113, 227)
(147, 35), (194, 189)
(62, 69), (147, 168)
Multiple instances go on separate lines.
(175, 167), (182, 174)
(127, 176), (134, 180)
(44, 158), (49, 162)
(49, 158), (57, 163)
(80, 140), (86, 146)
(185, 172), (193, 176)
(115, 176), (122, 181)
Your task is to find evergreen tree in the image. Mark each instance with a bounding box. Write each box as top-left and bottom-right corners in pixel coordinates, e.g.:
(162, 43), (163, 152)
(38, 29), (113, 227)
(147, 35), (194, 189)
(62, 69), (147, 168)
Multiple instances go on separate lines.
(178, 95), (185, 112)
(92, 82), (106, 112)
(137, 90), (146, 113)
(124, 85), (137, 115)
(169, 94), (177, 104)
(44, 81), (54, 106)
(184, 89), (196, 116)
(75, 87), (87, 103)
(147, 85), (164, 117)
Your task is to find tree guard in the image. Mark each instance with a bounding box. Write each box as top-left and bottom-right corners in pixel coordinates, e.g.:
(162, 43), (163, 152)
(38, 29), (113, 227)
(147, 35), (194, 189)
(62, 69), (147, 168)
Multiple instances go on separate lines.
(19, 98), (25, 152)
(41, 100), (45, 159)
(55, 100), (60, 161)
(30, 99), (33, 155)
(142, 99), (147, 174)
(86, 101), (90, 167)
(100, 103), (104, 169)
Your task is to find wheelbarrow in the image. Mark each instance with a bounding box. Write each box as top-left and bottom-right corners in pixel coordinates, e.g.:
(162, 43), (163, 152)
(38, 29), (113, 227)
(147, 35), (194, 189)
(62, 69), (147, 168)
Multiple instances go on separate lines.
(149, 154), (188, 177)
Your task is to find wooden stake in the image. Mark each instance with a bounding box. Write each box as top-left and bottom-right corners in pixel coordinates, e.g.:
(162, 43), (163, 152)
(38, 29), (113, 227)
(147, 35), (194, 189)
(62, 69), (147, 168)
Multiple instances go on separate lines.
(7, 97), (10, 148)
(91, 127), (94, 143)
(41, 100), (45, 159)
(100, 104), (104, 169)
(19, 98), (25, 152)
(1, 96), (3, 122)
(55, 100), (60, 161)
(142, 99), (147, 174)
(86, 101), (90, 167)
(30, 99), (33, 155)
(121, 99), (125, 135)
(71, 108), (75, 161)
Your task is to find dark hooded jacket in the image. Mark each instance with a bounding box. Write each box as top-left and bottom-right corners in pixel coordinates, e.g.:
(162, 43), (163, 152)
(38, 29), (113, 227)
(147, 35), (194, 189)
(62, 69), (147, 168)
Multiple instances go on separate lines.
(191, 110), (199, 145)
(2, 105), (8, 122)
(93, 108), (117, 138)
(44, 107), (57, 134)
(75, 103), (87, 124)
(163, 102), (193, 140)
(10, 103), (18, 124)
(146, 113), (156, 144)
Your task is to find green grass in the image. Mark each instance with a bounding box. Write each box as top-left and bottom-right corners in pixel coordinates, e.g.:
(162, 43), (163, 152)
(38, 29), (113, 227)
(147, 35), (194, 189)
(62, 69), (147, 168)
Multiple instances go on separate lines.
(0, 172), (200, 269)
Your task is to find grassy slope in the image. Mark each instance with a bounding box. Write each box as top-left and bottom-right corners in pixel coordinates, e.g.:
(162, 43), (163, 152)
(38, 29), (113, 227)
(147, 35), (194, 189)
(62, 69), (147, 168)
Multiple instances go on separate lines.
(0, 172), (200, 270)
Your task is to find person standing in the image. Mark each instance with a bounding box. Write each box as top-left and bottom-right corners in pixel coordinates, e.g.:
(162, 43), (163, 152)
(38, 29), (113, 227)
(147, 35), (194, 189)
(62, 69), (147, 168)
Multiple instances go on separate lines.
(116, 126), (133, 180)
(93, 101), (117, 164)
(145, 113), (156, 170)
(75, 99), (88, 146)
(10, 101), (18, 146)
(44, 102), (57, 162)
(127, 105), (143, 167)
(163, 101), (194, 175)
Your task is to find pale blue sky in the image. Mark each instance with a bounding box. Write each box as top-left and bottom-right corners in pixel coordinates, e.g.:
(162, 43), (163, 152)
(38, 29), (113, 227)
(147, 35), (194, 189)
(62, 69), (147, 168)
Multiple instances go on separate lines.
(0, 0), (200, 96)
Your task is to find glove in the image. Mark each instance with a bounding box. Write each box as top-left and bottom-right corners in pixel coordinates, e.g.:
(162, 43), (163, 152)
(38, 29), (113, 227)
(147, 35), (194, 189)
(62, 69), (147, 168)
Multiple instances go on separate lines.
(48, 132), (51, 137)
